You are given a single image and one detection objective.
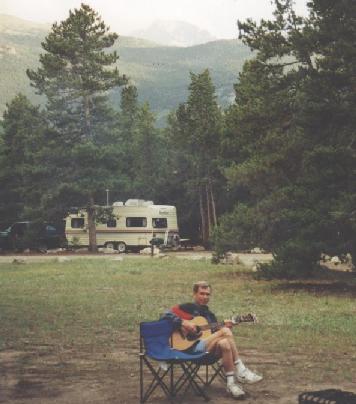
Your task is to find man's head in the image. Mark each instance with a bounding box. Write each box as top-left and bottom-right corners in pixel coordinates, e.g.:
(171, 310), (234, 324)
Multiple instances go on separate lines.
(193, 281), (211, 306)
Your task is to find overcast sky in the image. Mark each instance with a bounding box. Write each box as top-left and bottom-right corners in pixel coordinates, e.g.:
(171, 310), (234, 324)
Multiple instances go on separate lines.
(0, 0), (309, 38)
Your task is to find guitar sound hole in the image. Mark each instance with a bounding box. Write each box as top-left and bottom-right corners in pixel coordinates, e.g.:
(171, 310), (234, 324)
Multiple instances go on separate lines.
(186, 327), (201, 341)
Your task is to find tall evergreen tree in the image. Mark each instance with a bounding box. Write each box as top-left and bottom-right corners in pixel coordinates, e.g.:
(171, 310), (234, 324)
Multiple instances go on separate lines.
(27, 4), (127, 251)
(132, 102), (162, 199)
(118, 85), (139, 192)
(168, 70), (222, 245)
(120, 85), (139, 137)
(116, 88), (164, 202)
(215, 0), (356, 275)
(0, 95), (46, 225)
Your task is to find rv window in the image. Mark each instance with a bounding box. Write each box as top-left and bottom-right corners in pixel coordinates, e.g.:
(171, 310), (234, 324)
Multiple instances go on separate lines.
(71, 218), (84, 228)
(126, 217), (147, 227)
(152, 218), (167, 228)
(107, 219), (117, 228)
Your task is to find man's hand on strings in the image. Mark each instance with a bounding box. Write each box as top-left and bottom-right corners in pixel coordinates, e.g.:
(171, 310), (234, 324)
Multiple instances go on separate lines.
(182, 320), (197, 334)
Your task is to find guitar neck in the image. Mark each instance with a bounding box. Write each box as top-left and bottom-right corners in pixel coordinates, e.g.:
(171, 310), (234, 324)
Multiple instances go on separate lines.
(196, 317), (248, 331)
(198, 321), (225, 331)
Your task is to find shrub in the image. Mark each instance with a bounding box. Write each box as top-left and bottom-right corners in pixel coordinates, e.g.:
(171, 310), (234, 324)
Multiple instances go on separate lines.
(255, 239), (321, 279)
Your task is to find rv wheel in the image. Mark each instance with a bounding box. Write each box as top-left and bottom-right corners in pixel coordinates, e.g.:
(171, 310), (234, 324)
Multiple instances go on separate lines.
(105, 242), (116, 250)
(117, 242), (126, 253)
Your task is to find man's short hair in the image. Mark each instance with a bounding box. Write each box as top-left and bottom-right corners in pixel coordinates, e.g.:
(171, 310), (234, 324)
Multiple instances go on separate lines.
(193, 281), (211, 293)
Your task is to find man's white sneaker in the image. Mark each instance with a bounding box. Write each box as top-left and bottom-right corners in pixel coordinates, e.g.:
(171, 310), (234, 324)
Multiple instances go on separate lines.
(226, 383), (245, 399)
(236, 368), (263, 384)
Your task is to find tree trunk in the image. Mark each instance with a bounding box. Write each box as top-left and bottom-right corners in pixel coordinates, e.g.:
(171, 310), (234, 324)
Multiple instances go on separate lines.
(208, 178), (217, 227)
(87, 195), (97, 252)
(84, 94), (92, 139)
(206, 183), (211, 236)
(199, 185), (208, 245)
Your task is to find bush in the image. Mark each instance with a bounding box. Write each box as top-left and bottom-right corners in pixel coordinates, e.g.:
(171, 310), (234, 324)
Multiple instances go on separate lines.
(255, 239), (321, 279)
(212, 203), (257, 256)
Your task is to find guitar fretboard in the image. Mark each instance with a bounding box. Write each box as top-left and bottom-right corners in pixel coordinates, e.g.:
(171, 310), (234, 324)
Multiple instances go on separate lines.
(198, 321), (225, 331)
(196, 316), (254, 331)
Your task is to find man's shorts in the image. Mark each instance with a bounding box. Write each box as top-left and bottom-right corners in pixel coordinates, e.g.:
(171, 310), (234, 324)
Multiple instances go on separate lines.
(191, 339), (207, 353)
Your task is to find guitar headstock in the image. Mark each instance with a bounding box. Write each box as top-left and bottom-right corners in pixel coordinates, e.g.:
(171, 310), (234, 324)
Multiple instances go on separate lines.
(232, 313), (257, 324)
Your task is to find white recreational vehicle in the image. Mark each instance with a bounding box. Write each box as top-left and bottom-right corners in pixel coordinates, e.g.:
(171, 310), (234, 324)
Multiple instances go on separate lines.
(65, 199), (180, 252)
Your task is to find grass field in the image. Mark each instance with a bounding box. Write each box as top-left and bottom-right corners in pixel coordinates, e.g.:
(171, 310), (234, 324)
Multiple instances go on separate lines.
(1, 257), (355, 403)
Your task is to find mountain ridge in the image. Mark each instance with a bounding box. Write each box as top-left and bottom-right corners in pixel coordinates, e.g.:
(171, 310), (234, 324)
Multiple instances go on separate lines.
(130, 19), (216, 47)
(0, 14), (50, 35)
(0, 14), (252, 125)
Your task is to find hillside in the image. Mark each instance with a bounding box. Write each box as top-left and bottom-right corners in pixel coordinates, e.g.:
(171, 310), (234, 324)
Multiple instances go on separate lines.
(0, 14), (252, 125)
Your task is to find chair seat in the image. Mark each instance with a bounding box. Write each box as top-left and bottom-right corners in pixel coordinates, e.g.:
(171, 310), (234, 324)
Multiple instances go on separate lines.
(147, 345), (208, 362)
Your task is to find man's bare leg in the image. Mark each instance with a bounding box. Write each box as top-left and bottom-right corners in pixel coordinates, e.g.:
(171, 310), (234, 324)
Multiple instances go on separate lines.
(201, 328), (245, 398)
(204, 328), (238, 355)
(203, 327), (238, 373)
(202, 327), (262, 386)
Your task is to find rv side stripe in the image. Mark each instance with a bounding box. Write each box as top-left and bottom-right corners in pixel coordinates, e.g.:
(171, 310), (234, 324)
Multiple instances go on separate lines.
(66, 229), (179, 234)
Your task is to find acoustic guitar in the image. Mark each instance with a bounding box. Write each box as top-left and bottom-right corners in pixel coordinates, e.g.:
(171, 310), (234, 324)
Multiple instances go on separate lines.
(171, 313), (257, 351)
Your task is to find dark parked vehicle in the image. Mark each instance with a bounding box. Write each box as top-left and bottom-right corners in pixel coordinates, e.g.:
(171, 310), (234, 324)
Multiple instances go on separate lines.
(0, 221), (67, 252)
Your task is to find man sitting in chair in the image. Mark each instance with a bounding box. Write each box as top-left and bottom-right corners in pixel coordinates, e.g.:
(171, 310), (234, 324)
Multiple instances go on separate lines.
(161, 280), (263, 399)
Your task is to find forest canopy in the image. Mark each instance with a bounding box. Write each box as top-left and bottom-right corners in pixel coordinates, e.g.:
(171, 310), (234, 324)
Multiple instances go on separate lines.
(1, 1), (355, 277)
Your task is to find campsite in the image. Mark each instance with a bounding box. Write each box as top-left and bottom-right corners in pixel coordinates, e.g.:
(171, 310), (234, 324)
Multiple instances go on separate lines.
(1, 256), (355, 403)
(1, 0), (355, 402)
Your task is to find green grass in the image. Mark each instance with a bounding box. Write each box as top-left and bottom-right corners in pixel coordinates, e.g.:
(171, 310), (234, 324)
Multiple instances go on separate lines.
(0, 258), (355, 383)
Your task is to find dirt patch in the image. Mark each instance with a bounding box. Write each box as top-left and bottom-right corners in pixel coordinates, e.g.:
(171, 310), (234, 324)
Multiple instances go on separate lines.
(0, 337), (139, 404)
(1, 342), (355, 404)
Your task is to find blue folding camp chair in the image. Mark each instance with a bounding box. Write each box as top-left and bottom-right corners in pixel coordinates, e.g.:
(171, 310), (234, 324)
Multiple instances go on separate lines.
(139, 320), (225, 403)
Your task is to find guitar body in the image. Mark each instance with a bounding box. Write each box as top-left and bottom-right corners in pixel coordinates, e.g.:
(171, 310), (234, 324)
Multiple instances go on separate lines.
(171, 316), (213, 351)
(170, 313), (256, 351)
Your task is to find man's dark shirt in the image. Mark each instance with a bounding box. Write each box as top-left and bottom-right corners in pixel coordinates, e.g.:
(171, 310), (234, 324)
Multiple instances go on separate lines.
(161, 302), (218, 331)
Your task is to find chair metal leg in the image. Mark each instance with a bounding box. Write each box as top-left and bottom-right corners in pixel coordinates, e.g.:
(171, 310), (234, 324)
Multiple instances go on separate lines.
(206, 364), (209, 385)
(180, 362), (210, 401)
(205, 362), (225, 386)
(140, 353), (144, 403)
(171, 364), (191, 394)
(140, 356), (172, 403)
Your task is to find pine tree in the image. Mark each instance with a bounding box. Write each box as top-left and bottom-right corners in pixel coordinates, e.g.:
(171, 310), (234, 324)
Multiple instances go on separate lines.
(0, 95), (46, 224)
(168, 70), (222, 245)
(118, 85), (139, 190)
(116, 87), (164, 202)
(215, 0), (356, 275)
(120, 85), (139, 137)
(26, 4), (127, 251)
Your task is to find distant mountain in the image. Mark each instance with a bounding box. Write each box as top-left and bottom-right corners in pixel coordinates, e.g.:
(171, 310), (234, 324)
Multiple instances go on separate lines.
(0, 14), (252, 126)
(130, 19), (216, 47)
(0, 13), (50, 34)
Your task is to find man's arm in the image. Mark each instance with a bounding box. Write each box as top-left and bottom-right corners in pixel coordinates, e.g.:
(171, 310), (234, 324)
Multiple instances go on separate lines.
(160, 305), (197, 334)
(160, 309), (183, 331)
